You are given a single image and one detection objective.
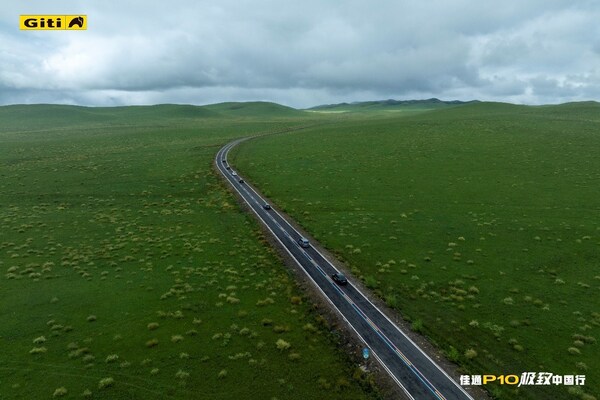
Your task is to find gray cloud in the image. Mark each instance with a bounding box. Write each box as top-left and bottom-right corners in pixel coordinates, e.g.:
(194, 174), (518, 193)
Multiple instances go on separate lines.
(1, 0), (599, 107)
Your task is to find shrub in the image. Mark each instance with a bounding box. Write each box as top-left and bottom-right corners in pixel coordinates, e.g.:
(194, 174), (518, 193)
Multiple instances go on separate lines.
(86, 315), (97, 322)
(468, 286), (479, 294)
(52, 387), (68, 397)
(576, 362), (588, 371)
(105, 354), (119, 363)
(146, 339), (159, 348)
(273, 325), (289, 333)
(446, 346), (460, 362)
(385, 294), (397, 308)
(175, 370), (189, 380)
(411, 319), (424, 333)
(502, 297), (514, 305)
(98, 377), (114, 389)
(83, 354), (95, 363)
(217, 369), (227, 379)
(33, 336), (46, 344)
(513, 344), (524, 352)
(239, 327), (250, 336)
(364, 275), (378, 289)
(147, 322), (159, 330)
(568, 347), (581, 355)
(464, 349), (477, 359)
(171, 335), (184, 343)
(276, 339), (291, 351)
(150, 368), (159, 375)
(29, 347), (47, 355)
(288, 352), (301, 361)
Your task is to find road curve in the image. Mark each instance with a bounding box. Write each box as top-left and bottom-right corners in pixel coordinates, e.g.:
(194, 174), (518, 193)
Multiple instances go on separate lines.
(216, 138), (477, 400)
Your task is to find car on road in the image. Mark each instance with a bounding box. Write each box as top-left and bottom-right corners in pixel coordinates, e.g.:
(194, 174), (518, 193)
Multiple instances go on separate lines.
(332, 272), (348, 286)
(222, 159), (226, 163)
(231, 171), (237, 176)
(263, 203), (271, 210)
(238, 179), (244, 183)
(226, 166), (231, 170)
(298, 237), (310, 248)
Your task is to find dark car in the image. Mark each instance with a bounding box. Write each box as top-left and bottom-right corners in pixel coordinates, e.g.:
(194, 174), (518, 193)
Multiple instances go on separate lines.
(332, 272), (348, 285)
(263, 203), (271, 210)
(298, 237), (310, 248)
(238, 179), (244, 183)
(222, 159), (226, 163)
(226, 166), (231, 170)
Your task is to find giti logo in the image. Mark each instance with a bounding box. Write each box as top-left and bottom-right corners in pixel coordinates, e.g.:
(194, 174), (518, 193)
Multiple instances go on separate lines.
(20, 15), (87, 30)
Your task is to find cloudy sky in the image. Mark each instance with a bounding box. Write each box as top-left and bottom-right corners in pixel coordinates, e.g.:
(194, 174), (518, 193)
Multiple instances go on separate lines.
(1, 0), (599, 107)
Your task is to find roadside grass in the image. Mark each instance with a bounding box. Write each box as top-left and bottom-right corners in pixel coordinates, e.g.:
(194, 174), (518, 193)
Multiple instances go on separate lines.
(232, 101), (600, 400)
(0, 104), (381, 400)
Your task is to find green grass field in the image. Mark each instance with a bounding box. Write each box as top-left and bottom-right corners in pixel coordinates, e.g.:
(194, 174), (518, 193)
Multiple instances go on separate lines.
(231, 102), (600, 400)
(0, 104), (382, 400)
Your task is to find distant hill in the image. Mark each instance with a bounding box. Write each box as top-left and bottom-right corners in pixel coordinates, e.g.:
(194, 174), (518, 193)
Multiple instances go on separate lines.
(0, 102), (308, 132)
(417, 100), (600, 122)
(0, 104), (222, 131)
(308, 98), (478, 112)
(203, 101), (307, 117)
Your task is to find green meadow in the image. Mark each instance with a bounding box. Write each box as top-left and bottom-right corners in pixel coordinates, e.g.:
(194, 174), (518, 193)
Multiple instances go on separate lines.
(231, 102), (600, 400)
(0, 104), (381, 399)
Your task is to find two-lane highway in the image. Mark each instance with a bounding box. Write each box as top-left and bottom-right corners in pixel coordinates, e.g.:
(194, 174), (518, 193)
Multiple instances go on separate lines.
(216, 139), (476, 400)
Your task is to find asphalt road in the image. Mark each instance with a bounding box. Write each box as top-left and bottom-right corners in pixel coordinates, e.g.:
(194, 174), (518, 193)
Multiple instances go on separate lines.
(216, 138), (476, 400)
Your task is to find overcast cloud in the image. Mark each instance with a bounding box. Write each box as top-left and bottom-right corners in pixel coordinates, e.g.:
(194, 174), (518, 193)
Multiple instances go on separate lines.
(1, 0), (599, 107)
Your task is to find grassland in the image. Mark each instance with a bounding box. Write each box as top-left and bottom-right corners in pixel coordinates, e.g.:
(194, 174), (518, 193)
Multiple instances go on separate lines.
(0, 104), (382, 399)
(231, 101), (600, 400)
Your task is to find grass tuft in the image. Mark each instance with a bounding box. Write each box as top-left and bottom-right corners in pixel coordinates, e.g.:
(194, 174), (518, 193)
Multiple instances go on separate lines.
(171, 335), (184, 343)
(147, 322), (160, 330)
(105, 354), (119, 363)
(33, 336), (46, 344)
(98, 377), (114, 390)
(464, 349), (477, 359)
(276, 339), (291, 351)
(52, 387), (68, 397)
(29, 347), (47, 355)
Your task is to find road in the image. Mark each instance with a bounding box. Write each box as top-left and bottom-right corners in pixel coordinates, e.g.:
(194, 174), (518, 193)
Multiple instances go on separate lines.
(216, 138), (476, 400)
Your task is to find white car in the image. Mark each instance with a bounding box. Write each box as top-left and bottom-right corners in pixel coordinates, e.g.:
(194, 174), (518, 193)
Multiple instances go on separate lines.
(298, 237), (310, 248)
(232, 171), (237, 176)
